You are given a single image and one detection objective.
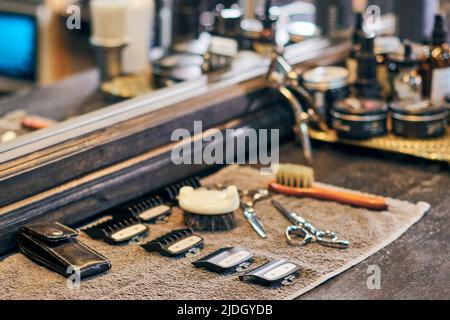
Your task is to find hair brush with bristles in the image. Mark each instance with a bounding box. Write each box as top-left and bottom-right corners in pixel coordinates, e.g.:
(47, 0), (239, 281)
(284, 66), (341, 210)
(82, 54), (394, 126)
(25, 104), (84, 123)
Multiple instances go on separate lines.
(269, 164), (388, 211)
(179, 186), (240, 232)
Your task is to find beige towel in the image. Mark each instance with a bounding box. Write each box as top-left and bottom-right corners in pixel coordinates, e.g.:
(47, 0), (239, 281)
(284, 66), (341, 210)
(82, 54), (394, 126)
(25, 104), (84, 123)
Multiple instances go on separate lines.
(0, 166), (430, 300)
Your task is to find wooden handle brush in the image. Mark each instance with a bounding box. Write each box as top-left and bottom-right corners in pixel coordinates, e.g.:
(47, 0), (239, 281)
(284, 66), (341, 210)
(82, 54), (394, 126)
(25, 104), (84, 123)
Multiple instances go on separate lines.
(269, 164), (388, 211)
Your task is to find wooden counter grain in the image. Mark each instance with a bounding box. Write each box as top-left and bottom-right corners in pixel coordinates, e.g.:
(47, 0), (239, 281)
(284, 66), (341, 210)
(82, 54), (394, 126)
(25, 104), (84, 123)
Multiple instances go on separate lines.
(280, 142), (449, 300)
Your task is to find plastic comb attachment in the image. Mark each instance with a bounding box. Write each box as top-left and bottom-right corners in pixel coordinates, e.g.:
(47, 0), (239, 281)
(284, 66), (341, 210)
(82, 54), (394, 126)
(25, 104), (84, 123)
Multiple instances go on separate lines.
(124, 195), (172, 223)
(239, 259), (300, 287)
(83, 216), (148, 245)
(193, 247), (253, 274)
(141, 228), (204, 257)
(162, 177), (202, 203)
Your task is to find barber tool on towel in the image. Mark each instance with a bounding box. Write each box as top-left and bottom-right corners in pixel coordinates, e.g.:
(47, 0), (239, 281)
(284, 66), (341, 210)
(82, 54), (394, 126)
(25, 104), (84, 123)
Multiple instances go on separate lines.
(179, 186), (240, 232)
(272, 200), (350, 249)
(240, 189), (271, 239)
(18, 222), (111, 279)
(121, 195), (171, 224)
(112, 177), (201, 223)
(269, 164), (388, 211)
(141, 228), (204, 257)
(239, 259), (300, 287)
(84, 176), (202, 244)
(193, 247), (254, 274)
(83, 216), (148, 245)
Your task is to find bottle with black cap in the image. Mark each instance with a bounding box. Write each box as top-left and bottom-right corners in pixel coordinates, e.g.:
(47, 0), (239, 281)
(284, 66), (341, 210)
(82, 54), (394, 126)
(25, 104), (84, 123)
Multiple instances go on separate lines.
(347, 12), (365, 84)
(211, 1), (243, 39)
(354, 32), (382, 99)
(204, 1), (242, 71)
(253, 0), (279, 55)
(426, 14), (450, 105)
(392, 41), (423, 103)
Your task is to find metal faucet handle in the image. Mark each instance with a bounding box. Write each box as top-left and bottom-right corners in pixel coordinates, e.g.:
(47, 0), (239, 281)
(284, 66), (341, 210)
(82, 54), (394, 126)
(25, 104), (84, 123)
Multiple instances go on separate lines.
(278, 86), (314, 164)
(267, 54), (327, 133)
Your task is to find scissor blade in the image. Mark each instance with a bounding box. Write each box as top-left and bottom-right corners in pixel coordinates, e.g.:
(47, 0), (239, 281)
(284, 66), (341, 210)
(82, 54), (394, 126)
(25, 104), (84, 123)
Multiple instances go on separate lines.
(243, 209), (267, 239)
(272, 200), (298, 225)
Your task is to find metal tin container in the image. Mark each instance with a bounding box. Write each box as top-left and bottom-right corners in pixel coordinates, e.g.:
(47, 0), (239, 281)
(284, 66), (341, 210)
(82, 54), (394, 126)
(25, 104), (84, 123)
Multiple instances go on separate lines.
(375, 37), (402, 98)
(302, 66), (350, 127)
(331, 98), (388, 140)
(152, 53), (204, 88)
(388, 42), (428, 93)
(390, 100), (448, 138)
(240, 19), (263, 50)
(287, 21), (319, 43)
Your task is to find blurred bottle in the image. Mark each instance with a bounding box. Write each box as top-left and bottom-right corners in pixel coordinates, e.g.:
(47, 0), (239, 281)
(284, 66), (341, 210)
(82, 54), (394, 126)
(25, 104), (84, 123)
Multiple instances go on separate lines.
(154, 0), (173, 52)
(315, 0), (353, 37)
(122, 0), (154, 75)
(347, 12), (365, 84)
(354, 32), (382, 99)
(253, 0), (279, 54)
(172, 0), (205, 44)
(395, 0), (437, 43)
(392, 42), (423, 102)
(426, 14), (450, 105)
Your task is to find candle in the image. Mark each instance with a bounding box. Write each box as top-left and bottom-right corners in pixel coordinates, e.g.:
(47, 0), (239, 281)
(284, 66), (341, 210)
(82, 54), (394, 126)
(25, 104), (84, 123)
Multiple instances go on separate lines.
(90, 0), (128, 46)
(122, 0), (154, 74)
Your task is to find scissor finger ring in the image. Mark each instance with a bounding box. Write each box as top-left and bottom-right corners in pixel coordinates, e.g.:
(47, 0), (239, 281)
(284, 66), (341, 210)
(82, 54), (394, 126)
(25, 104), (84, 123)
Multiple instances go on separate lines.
(285, 225), (314, 246)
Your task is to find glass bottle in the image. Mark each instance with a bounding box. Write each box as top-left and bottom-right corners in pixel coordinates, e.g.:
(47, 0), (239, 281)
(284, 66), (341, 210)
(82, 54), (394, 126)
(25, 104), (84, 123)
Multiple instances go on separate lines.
(347, 12), (364, 85)
(392, 42), (423, 103)
(427, 14), (450, 105)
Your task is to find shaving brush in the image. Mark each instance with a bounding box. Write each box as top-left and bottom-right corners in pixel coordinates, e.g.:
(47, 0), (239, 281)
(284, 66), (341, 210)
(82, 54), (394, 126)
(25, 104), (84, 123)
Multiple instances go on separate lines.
(179, 186), (240, 232)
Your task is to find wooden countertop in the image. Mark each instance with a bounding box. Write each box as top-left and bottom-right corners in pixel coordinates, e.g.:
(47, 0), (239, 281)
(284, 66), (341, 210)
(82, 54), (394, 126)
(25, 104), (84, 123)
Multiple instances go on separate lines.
(278, 142), (449, 300)
(1, 48), (448, 299)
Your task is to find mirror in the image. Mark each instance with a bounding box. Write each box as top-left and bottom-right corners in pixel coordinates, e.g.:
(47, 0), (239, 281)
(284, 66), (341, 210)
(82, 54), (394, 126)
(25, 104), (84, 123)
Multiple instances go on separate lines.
(0, 0), (325, 151)
(2, 0), (444, 160)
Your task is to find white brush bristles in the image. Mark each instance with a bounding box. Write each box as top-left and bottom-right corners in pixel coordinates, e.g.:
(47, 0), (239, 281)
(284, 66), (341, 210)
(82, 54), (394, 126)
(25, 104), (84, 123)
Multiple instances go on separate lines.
(276, 164), (315, 188)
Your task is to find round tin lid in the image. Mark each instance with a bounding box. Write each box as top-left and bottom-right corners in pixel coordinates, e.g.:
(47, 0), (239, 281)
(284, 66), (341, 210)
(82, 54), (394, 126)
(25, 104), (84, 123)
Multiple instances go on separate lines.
(154, 54), (204, 70)
(390, 100), (447, 115)
(170, 65), (203, 81)
(288, 21), (319, 42)
(240, 19), (263, 39)
(334, 98), (388, 115)
(303, 66), (349, 91)
(375, 36), (402, 55)
(388, 42), (427, 63)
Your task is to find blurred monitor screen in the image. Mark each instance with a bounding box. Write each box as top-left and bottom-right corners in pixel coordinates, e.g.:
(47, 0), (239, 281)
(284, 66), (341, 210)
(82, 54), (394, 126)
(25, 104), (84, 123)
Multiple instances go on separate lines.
(0, 12), (37, 80)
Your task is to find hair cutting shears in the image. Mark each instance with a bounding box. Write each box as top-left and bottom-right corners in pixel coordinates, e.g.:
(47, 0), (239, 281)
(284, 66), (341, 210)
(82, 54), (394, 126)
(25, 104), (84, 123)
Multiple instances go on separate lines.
(272, 200), (350, 249)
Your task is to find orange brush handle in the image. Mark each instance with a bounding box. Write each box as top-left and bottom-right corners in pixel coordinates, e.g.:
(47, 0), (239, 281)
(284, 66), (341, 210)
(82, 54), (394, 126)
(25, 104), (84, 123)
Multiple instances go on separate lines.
(269, 182), (388, 211)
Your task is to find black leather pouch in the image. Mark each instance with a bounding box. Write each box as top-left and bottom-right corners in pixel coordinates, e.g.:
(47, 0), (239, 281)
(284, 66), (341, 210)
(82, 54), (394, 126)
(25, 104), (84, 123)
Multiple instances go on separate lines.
(18, 222), (111, 280)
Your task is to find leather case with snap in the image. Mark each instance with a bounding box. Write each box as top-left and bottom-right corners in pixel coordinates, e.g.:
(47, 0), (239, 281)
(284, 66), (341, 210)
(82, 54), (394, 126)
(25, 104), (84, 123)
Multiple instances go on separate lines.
(17, 222), (111, 280)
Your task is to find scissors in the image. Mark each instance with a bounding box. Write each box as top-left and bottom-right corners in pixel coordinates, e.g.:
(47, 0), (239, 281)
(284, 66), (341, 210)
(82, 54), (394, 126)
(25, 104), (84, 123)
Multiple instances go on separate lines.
(240, 189), (271, 239)
(272, 200), (350, 249)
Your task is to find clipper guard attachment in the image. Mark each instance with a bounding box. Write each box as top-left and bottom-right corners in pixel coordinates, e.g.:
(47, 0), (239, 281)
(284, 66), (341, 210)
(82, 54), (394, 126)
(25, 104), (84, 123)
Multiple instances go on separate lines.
(193, 247), (254, 274)
(83, 216), (148, 245)
(239, 258), (300, 287)
(141, 228), (204, 258)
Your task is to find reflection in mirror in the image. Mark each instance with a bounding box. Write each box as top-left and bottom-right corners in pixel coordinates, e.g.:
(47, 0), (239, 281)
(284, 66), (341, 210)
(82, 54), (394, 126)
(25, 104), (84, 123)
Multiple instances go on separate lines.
(0, 0), (323, 146)
(1, 0), (448, 149)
